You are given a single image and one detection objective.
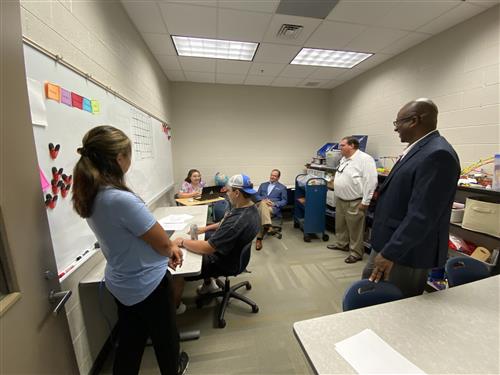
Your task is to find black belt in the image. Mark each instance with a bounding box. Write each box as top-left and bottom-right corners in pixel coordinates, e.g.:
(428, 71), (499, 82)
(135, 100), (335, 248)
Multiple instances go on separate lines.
(337, 196), (362, 202)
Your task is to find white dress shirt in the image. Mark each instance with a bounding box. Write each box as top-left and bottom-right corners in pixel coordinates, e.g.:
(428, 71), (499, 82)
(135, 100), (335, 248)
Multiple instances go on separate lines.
(400, 129), (438, 160)
(333, 150), (378, 205)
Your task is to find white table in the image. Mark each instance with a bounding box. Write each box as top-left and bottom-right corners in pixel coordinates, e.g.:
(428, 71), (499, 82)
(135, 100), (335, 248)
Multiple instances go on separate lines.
(294, 275), (500, 374)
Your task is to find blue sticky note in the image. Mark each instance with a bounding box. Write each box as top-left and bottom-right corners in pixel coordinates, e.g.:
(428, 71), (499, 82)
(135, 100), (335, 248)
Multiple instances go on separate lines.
(82, 98), (92, 112)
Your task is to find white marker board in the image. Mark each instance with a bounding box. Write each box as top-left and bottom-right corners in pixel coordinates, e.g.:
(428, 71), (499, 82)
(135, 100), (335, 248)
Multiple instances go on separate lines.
(23, 44), (174, 274)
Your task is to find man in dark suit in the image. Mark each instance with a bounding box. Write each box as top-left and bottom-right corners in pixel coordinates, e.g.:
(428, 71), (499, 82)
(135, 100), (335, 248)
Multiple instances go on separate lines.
(362, 98), (460, 297)
(255, 169), (288, 250)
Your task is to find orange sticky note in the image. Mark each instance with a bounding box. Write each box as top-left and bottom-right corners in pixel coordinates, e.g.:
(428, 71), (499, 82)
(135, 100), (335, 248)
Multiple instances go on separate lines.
(45, 82), (61, 101)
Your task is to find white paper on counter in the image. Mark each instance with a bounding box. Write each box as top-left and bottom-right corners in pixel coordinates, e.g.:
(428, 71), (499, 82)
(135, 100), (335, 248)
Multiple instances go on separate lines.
(160, 214), (193, 224)
(335, 329), (426, 375)
(160, 222), (187, 231)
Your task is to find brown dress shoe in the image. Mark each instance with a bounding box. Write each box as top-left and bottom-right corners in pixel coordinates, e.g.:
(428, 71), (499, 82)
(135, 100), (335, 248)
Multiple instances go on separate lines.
(255, 239), (263, 251)
(344, 255), (362, 263)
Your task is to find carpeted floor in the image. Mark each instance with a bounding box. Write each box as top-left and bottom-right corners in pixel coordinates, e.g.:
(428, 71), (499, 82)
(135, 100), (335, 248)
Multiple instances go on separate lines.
(100, 218), (367, 374)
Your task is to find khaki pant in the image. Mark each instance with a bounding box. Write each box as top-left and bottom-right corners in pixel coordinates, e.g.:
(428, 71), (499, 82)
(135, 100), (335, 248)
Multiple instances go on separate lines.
(257, 201), (273, 238)
(334, 197), (365, 259)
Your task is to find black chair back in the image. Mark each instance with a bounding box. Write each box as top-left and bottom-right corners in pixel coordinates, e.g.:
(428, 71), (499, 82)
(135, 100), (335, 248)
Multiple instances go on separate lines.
(445, 256), (490, 287)
(237, 242), (253, 275)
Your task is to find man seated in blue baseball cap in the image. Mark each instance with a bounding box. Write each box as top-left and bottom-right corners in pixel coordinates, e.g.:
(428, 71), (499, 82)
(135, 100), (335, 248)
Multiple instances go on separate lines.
(172, 174), (260, 313)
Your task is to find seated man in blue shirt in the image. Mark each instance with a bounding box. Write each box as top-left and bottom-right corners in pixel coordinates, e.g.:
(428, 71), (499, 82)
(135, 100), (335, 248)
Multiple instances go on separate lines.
(255, 169), (288, 251)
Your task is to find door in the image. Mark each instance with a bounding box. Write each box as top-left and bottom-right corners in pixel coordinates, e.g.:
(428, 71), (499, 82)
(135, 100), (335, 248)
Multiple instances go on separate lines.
(0, 1), (78, 373)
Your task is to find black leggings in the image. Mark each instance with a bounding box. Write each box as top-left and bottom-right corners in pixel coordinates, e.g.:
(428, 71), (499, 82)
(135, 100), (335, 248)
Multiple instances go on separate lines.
(113, 272), (179, 375)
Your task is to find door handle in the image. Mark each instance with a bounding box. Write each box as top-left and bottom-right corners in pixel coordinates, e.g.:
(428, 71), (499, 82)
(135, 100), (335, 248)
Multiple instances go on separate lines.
(48, 289), (72, 316)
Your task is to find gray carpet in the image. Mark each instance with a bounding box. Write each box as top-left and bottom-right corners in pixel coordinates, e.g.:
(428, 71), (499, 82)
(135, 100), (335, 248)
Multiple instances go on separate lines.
(100, 219), (367, 374)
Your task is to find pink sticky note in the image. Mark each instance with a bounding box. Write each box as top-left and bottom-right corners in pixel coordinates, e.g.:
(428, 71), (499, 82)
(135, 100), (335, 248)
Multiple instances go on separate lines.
(39, 166), (50, 191)
(61, 88), (72, 106)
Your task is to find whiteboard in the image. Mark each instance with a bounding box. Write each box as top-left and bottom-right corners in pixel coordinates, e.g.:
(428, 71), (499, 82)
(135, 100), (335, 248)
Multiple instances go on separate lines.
(23, 44), (174, 274)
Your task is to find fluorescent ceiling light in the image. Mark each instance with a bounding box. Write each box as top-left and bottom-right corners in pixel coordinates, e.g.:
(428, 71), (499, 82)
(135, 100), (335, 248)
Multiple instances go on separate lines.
(172, 36), (258, 61)
(291, 48), (373, 68)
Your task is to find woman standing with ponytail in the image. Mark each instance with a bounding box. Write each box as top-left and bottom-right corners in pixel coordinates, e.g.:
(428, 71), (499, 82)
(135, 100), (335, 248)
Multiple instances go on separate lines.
(72, 125), (189, 375)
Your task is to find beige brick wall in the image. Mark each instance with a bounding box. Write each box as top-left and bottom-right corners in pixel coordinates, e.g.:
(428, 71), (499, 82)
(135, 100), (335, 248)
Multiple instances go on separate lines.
(328, 5), (500, 172)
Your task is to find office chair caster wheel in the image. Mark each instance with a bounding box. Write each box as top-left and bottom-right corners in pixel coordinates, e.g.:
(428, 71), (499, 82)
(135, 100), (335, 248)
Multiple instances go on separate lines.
(294, 222), (300, 228)
(276, 233), (282, 239)
(322, 234), (329, 241)
(218, 319), (226, 328)
(304, 234), (311, 242)
(252, 305), (259, 313)
(246, 283), (252, 290)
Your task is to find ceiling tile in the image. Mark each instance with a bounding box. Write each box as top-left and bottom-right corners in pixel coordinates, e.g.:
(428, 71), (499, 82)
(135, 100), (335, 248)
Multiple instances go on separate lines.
(216, 73), (246, 84)
(217, 0), (279, 13)
(262, 14), (322, 46)
(322, 79), (344, 89)
(308, 67), (346, 80)
(165, 70), (186, 81)
(327, 0), (395, 26)
(336, 52), (394, 81)
(345, 27), (409, 53)
(184, 71), (216, 83)
(157, 54), (181, 70)
(374, 1), (460, 32)
(381, 31), (430, 55)
(248, 62), (286, 76)
(306, 21), (366, 50)
(122, 2), (167, 33)
(179, 57), (216, 72)
(159, 3), (217, 38)
(216, 60), (251, 74)
(417, 3), (486, 35)
(253, 43), (301, 63)
(271, 77), (303, 87)
(279, 64), (317, 78)
(142, 33), (177, 55)
(217, 8), (273, 41)
(245, 75), (274, 86)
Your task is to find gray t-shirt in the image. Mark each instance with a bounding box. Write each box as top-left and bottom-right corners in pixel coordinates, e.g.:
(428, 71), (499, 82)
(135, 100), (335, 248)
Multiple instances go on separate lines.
(207, 204), (260, 274)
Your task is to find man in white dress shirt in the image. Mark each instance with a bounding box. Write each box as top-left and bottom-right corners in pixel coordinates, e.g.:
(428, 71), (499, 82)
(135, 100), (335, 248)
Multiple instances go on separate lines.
(327, 136), (378, 263)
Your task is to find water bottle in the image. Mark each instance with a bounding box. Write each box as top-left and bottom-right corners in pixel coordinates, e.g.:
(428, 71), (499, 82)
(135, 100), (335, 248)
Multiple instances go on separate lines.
(189, 224), (198, 240)
(493, 153), (500, 190)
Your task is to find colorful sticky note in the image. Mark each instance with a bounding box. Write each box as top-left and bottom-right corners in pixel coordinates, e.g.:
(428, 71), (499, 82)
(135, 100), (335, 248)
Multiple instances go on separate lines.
(71, 92), (83, 109)
(91, 100), (100, 113)
(82, 98), (92, 112)
(45, 82), (61, 101)
(39, 166), (50, 192)
(60, 88), (72, 106)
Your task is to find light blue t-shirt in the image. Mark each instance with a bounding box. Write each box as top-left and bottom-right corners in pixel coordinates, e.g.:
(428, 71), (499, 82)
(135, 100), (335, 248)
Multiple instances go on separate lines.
(87, 188), (168, 306)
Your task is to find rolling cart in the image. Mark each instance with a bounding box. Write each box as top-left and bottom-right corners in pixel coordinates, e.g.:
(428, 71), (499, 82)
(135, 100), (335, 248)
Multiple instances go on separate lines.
(293, 174), (329, 242)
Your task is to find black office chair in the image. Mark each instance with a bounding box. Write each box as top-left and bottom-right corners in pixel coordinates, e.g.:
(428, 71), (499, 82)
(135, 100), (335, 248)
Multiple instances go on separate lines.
(196, 242), (259, 328)
(264, 215), (283, 240)
(342, 279), (404, 312)
(445, 256), (490, 287)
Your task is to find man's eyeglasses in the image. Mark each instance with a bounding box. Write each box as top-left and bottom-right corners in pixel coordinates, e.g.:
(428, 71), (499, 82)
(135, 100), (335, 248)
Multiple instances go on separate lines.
(393, 115), (415, 127)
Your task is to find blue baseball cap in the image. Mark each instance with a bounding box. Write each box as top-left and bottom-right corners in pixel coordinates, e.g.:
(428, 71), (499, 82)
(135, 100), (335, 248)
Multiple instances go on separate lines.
(227, 174), (257, 195)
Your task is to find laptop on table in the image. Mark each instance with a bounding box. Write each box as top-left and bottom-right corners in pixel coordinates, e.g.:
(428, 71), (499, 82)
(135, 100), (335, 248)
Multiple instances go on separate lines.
(194, 185), (222, 201)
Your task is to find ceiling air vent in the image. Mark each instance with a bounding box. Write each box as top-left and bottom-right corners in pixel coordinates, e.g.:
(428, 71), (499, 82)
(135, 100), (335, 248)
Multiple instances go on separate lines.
(304, 82), (320, 87)
(277, 24), (303, 40)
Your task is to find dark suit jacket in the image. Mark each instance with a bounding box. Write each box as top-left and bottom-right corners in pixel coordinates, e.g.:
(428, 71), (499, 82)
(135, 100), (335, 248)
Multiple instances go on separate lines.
(371, 131), (460, 269)
(255, 181), (288, 217)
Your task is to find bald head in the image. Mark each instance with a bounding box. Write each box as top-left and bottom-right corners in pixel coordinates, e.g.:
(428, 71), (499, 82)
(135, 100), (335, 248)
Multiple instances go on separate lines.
(401, 98), (438, 131)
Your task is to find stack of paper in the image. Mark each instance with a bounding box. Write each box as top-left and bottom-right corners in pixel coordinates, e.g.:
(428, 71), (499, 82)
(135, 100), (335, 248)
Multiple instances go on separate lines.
(158, 214), (193, 231)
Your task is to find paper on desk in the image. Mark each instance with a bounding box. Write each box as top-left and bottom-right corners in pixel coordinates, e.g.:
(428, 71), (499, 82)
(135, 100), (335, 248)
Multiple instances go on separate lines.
(160, 222), (187, 231)
(161, 214), (193, 224)
(335, 329), (426, 375)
